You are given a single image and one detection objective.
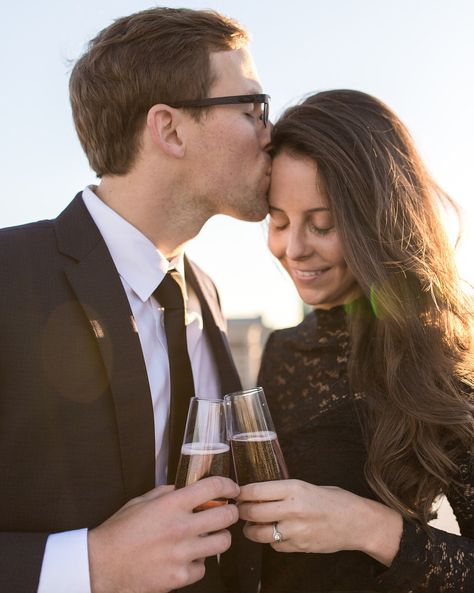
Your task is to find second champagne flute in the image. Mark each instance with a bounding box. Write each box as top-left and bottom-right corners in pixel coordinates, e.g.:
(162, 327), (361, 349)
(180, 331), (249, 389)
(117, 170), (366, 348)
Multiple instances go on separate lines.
(175, 397), (230, 510)
(224, 387), (289, 486)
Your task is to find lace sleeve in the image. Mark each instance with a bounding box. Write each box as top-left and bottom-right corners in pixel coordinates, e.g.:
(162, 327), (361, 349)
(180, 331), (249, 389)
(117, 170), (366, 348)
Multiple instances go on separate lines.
(375, 446), (474, 592)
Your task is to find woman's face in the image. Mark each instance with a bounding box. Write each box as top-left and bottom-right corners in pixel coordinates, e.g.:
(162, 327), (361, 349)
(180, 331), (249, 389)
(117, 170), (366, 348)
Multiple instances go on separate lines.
(268, 152), (361, 309)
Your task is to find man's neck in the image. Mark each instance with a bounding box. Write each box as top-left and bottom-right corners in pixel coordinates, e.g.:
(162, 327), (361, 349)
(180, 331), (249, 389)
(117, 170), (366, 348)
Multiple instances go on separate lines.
(94, 174), (208, 260)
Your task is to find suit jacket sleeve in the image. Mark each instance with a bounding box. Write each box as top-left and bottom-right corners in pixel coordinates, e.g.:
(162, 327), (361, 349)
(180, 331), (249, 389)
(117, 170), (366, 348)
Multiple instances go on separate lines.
(0, 533), (48, 592)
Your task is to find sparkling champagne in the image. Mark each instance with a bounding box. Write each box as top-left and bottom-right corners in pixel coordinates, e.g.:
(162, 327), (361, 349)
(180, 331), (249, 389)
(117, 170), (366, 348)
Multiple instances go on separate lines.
(175, 442), (230, 510)
(230, 431), (289, 486)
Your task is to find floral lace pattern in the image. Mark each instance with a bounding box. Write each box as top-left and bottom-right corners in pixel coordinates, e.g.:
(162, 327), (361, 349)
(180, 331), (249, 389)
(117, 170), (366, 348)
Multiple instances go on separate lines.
(258, 306), (474, 592)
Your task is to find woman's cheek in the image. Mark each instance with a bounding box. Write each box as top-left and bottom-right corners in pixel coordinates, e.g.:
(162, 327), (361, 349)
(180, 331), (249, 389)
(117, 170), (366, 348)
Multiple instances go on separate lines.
(268, 230), (286, 261)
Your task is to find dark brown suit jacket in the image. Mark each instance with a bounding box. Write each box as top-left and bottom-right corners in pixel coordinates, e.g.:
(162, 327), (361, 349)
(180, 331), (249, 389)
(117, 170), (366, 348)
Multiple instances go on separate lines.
(0, 193), (259, 593)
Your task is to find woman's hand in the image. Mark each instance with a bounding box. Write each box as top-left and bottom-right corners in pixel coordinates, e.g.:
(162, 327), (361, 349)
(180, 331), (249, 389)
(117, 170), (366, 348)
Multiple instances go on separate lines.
(237, 479), (403, 566)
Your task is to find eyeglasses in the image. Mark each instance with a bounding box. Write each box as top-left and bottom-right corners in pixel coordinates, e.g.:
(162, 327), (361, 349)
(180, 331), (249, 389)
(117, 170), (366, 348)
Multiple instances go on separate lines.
(169, 93), (271, 127)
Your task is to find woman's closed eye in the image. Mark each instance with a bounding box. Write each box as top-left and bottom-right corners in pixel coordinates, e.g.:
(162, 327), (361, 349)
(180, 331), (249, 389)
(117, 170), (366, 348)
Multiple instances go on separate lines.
(308, 222), (334, 236)
(268, 215), (288, 231)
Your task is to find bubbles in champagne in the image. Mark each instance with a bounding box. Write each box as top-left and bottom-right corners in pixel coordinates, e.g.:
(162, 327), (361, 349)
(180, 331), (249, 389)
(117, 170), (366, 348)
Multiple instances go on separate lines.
(175, 442), (230, 489)
(230, 431), (288, 485)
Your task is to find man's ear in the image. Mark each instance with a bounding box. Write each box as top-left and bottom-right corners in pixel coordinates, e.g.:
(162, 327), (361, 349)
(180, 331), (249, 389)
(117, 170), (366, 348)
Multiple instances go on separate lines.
(146, 104), (185, 158)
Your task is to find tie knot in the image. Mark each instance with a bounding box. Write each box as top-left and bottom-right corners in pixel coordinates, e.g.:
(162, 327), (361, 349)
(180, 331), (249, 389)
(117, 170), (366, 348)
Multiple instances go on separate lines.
(154, 270), (186, 309)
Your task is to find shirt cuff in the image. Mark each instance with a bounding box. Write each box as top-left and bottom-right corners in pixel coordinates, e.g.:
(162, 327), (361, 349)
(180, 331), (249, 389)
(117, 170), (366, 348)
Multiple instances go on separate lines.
(37, 528), (91, 593)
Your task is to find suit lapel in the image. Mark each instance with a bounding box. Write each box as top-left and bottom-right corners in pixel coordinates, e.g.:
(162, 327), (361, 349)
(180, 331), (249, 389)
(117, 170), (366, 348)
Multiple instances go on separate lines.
(55, 194), (155, 499)
(185, 258), (242, 395)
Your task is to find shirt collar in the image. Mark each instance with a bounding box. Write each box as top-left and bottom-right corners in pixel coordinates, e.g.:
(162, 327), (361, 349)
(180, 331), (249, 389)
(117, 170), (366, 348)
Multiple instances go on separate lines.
(81, 186), (186, 302)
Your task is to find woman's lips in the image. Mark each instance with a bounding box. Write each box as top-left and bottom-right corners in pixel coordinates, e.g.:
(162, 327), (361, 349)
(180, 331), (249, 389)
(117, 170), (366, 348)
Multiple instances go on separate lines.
(292, 268), (330, 281)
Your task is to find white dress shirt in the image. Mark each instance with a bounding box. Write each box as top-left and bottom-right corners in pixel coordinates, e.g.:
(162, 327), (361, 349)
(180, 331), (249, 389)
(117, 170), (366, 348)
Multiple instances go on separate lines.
(37, 186), (221, 593)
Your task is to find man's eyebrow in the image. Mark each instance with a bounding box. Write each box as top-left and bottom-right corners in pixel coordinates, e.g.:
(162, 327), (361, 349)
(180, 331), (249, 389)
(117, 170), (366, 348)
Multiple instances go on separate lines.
(268, 206), (330, 213)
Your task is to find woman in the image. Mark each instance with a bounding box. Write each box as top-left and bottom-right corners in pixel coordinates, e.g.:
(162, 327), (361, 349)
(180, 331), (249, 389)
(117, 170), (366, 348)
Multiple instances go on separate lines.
(237, 90), (474, 592)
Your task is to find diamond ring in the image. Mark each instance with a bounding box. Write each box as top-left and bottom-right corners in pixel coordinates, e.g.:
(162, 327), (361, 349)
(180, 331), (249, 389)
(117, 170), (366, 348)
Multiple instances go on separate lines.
(272, 522), (283, 543)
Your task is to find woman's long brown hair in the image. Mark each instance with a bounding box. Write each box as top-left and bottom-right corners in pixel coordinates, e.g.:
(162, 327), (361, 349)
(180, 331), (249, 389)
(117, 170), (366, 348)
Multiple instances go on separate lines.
(271, 89), (474, 524)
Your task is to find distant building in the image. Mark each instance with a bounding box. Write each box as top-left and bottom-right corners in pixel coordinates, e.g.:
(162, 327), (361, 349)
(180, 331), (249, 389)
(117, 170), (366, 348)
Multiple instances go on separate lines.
(227, 317), (271, 389)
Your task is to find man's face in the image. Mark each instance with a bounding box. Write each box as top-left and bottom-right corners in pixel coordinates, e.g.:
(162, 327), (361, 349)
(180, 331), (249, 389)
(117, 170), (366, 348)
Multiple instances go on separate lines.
(186, 47), (271, 222)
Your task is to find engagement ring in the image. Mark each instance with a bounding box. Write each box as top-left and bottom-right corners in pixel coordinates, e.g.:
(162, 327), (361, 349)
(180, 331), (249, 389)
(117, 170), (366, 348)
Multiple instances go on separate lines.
(272, 522), (282, 543)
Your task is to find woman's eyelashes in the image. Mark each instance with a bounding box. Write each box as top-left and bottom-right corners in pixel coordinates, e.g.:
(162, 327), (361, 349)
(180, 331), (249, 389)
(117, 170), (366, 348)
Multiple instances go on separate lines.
(308, 222), (334, 236)
(269, 219), (288, 231)
(269, 215), (334, 235)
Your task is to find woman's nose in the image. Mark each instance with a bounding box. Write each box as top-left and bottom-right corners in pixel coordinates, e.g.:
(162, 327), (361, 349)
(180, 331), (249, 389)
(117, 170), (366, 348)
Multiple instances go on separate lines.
(285, 229), (312, 260)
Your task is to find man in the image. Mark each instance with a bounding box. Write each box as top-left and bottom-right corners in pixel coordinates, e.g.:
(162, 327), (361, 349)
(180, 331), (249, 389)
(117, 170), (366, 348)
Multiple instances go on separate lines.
(0, 7), (271, 593)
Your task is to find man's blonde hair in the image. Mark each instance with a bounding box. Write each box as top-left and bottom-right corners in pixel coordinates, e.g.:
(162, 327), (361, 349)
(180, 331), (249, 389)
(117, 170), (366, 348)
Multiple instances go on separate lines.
(69, 7), (249, 177)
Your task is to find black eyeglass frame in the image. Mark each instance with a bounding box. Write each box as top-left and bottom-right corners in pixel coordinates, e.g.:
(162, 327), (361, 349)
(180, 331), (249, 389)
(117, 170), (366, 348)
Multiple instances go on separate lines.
(169, 93), (271, 127)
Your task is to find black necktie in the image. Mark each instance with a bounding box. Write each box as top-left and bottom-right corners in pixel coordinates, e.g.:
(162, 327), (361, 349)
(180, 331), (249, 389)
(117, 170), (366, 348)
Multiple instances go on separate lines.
(154, 269), (195, 483)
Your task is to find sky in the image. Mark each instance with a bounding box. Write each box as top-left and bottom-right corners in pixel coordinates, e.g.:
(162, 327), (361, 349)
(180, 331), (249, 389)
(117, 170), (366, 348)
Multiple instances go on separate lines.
(1, 0), (473, 328)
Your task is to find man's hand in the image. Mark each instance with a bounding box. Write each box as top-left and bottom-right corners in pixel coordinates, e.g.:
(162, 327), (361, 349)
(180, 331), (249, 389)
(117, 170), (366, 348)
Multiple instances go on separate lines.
(88, 476), (240, 593)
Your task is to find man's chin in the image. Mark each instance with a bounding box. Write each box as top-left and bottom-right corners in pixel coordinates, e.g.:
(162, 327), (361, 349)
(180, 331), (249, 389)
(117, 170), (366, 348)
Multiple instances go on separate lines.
(242, 202), (269, 222)
(222, 197), (268, 222)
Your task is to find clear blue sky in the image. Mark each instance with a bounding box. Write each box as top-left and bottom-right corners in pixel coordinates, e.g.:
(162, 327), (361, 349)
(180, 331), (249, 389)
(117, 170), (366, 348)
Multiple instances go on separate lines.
(1, 0), (473, 327)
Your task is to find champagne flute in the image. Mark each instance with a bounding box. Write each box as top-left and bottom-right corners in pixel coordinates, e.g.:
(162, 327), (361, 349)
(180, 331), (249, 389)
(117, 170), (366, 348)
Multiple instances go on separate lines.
(175, 397), (230, 510)
(224, 387), (288, 486)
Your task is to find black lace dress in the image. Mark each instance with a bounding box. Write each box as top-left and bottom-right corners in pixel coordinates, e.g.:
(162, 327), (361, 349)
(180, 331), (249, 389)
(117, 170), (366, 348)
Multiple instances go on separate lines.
(257, 306), (474, 593)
